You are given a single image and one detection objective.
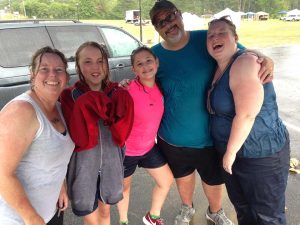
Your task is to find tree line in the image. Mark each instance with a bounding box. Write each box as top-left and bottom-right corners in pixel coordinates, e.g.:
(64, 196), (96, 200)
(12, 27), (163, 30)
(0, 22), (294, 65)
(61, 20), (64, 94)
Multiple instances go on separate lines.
(1, 0), (300, 19)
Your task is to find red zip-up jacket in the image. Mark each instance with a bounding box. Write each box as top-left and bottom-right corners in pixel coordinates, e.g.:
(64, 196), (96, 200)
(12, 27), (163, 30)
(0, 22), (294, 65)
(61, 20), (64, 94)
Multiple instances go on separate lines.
(60, 81), (134, 151)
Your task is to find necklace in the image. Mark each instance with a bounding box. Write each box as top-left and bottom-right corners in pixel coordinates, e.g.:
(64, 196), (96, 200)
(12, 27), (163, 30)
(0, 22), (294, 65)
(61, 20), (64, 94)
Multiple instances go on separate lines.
(50, 117), (60, 124)
(30, 91), (61, 125)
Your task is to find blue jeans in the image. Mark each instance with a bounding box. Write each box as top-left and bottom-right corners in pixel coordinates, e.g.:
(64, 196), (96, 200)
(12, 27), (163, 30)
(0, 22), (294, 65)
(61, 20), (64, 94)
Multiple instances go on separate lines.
(222, 139), (290, 225)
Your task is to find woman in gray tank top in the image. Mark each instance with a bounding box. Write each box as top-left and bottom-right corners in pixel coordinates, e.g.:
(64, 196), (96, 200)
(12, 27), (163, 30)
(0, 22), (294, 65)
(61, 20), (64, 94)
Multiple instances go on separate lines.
(0, 47), (74, 225)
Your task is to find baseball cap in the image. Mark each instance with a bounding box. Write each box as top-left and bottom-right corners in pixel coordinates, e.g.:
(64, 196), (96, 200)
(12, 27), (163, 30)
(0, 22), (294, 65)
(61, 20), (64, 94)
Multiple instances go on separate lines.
(149, 0), (178, 25)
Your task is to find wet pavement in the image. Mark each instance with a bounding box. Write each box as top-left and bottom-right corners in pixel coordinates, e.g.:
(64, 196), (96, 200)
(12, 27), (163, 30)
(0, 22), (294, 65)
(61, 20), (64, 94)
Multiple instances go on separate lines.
(64, 45), (300, 225)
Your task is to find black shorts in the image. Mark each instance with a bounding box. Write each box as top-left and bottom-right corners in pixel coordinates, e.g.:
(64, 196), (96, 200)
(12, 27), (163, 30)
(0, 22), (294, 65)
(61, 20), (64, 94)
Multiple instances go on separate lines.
(47, 210), (63, 225)
(123, 144), (167, 178)
(157, 136), (223, 185)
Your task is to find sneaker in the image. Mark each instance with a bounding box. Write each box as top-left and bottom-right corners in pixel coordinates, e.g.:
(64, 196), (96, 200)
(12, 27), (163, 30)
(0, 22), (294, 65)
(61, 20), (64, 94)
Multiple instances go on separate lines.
(205, 207), (234, 225)
(143, 212), (164, 225)
(118, 222), (128, 225)
(174, 204), (195, 225)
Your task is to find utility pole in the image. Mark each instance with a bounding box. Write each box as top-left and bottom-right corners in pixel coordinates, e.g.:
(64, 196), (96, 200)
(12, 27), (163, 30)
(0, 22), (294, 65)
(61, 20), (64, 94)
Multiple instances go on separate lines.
(139, 0), (142, 43)
(22, 0), (27, 17)
(76, 3), (79, 21)
(8, 0), (11, 13)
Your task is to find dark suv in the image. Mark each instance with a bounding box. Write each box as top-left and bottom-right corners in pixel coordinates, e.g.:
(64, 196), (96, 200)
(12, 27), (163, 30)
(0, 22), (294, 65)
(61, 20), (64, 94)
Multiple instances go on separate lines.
(0, 20), (142, 109)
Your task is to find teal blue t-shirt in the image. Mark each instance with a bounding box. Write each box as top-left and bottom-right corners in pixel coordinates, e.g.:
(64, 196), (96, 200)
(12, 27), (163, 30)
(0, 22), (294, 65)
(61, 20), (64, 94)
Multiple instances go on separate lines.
(152, 30), (215, 148)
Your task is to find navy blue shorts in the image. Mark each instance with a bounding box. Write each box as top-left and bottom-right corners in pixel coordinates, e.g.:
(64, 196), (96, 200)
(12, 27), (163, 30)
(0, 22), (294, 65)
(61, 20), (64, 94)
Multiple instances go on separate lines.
(157, 136), (224, 185)
(123, 144), (167, 178)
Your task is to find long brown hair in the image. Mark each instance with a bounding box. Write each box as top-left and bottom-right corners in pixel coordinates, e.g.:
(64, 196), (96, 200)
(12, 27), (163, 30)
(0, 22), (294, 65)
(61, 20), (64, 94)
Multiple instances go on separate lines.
(75, 41), (110, 90)
(130, 46), (163, 95)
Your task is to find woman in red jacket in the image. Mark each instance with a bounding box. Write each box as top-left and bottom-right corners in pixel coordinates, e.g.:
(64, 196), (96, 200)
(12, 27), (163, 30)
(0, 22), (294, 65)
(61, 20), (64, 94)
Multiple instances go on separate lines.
(60, 41), (133, 225)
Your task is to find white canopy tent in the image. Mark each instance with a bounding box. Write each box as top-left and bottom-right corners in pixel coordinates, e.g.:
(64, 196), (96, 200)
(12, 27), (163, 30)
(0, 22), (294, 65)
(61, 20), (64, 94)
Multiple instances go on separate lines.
(287, 9), (300, 16)
(182, 12), (205, 30)
(213, 8), (241, 28)
(237, 11), (247, 16)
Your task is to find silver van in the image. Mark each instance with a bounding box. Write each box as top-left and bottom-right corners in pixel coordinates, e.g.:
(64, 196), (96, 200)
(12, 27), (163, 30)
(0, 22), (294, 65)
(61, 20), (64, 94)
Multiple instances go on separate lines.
(0, 20), (142, 109)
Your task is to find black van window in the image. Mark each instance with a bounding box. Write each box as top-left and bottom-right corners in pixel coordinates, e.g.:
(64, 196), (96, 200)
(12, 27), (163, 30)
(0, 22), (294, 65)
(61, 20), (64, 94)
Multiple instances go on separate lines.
(0, 27), (52, 68)
(47, 25), (104, 61)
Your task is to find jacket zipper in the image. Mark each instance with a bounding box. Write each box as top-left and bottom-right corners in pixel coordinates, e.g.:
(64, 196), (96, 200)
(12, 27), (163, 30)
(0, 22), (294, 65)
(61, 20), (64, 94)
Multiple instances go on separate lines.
(98, 122), (105, 203)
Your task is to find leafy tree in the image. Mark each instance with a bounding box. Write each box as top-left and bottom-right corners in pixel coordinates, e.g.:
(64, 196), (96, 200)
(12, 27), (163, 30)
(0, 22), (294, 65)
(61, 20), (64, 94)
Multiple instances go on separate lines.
(4, 0), (300, 19)
(49, 2), (72, 18)
(25, 0), (51, 18)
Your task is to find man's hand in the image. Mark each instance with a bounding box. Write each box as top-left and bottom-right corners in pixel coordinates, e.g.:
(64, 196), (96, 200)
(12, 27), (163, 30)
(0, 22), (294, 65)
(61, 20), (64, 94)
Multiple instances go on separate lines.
(118, 79), (131, 88)
(257, 56), (274, 84)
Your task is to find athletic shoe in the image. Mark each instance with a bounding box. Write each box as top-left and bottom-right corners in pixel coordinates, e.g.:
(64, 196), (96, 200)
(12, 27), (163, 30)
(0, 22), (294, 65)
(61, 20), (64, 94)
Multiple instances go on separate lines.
(205, 207), (234, 225)
(174, 204), (195, 225)
(143, 212), (164, 225)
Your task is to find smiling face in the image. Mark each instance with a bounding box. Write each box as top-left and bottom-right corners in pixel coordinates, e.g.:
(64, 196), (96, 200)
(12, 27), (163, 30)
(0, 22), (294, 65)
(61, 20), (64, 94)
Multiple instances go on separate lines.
(77, 45), (108, 91)
(207, 20), (238, 62)
(154, 9), (185, 44)
(31, 53), (68, 98)
(132, 49), (159, 86)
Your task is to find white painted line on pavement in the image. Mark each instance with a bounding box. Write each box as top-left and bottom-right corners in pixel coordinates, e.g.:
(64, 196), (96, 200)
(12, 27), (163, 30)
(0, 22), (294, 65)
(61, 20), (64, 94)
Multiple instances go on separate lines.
(284, 121), (300, 133)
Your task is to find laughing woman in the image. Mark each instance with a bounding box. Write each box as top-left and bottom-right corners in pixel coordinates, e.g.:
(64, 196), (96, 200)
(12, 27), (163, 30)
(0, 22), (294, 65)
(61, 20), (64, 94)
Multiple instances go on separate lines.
(206, 17), (290, 225)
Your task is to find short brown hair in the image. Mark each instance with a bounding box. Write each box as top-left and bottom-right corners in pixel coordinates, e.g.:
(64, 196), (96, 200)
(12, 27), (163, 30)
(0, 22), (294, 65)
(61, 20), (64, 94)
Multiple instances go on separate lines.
(30, 46), (68, 75)
(208, 16), (237, 36)
(30, 46), (68, 89)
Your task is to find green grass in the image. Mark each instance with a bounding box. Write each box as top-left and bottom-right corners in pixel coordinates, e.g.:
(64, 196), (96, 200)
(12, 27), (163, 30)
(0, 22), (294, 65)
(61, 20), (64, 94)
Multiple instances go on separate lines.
(84, 19), (300, 48)
(237, 19), (300, 48)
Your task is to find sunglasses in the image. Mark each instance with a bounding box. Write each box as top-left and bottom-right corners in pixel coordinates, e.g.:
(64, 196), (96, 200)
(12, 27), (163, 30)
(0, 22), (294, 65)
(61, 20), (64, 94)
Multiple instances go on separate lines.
(155, 10), (178, 29)
(206, 84), (216, 115)
(208, 15), (233, 27)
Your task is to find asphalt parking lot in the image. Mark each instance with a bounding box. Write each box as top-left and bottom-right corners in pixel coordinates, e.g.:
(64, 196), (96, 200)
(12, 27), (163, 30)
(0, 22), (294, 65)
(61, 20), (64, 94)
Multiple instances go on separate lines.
(64, 45), (300, 225)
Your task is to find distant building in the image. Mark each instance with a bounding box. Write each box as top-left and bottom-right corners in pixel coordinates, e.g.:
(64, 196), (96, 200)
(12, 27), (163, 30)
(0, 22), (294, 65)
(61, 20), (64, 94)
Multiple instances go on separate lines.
(255, 11), (269, 20)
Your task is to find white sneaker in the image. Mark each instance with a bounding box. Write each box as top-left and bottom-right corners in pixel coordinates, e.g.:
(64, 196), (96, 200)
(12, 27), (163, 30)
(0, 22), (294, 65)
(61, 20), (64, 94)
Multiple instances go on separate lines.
(174, 204), (195, 225)
(205, 207), (234, 225)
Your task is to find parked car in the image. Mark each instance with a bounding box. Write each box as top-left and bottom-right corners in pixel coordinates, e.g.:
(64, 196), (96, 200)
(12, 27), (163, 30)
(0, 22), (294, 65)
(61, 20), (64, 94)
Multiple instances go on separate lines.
(0, 19), (142, 109)
(283, 15), (300, 21)
(134, 19), (150, 26)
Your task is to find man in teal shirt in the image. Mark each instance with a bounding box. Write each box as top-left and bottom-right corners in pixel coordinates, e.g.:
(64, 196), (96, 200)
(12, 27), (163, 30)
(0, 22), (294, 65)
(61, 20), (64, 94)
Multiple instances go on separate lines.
(150, 1), (274, 225)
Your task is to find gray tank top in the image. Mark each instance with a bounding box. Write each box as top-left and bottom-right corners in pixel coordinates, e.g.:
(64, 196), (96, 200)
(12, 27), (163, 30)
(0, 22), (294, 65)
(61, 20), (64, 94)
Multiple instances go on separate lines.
(0, 93), (74, 224)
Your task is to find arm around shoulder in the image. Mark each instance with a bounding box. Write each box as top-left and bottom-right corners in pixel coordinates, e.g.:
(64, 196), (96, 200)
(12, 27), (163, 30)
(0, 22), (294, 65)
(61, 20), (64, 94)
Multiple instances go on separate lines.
(244, 49), (274, 83)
